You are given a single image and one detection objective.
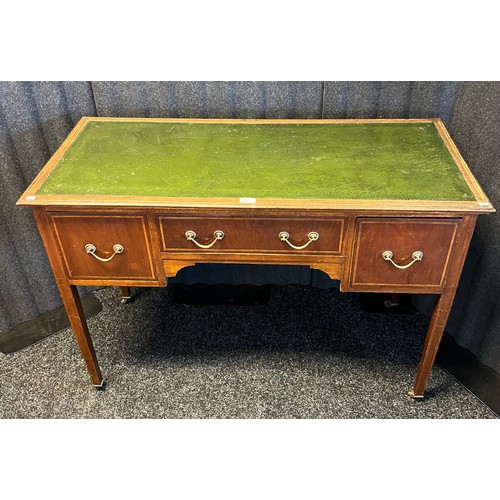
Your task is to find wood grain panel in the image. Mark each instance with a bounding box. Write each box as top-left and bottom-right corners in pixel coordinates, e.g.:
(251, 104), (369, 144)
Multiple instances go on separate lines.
(159, 216), (344, 254)
(348, 218), (460, 292)
(50, 214), (155, 280)
(162, 253), (344, 280)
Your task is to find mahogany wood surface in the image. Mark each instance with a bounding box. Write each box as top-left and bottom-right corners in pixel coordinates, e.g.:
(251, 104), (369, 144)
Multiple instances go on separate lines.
(411, 215), (478, 397)
(348, 218), (460, 292)
(162, 252), (345, 280)
(50, 214), (156, 281)
(159, 216), (344, 254)
(17, 118), (496, 399)
(32, 208), (103, 386)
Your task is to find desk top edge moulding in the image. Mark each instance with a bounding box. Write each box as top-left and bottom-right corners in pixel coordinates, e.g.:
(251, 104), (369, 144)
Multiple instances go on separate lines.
(16, 117), (495, 399)
(18, 117), (494, 213)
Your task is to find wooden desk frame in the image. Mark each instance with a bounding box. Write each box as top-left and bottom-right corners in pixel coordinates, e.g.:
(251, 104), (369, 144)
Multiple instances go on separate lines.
(18, 118), (495, 398)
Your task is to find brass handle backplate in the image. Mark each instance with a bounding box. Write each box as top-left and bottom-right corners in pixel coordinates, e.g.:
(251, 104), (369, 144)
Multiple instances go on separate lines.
(279, 231), (319, 250)
(185, 230), (225, 249)
(85, 243), (124, 262)
(382, 250), (423, 270)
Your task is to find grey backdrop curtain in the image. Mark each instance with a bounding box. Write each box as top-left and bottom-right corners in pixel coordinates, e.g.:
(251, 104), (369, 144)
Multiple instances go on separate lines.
(1, 81), (498, 373)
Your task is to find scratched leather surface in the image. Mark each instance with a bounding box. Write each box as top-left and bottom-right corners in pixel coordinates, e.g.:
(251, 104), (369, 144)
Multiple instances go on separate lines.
(37, 121), (475, 201)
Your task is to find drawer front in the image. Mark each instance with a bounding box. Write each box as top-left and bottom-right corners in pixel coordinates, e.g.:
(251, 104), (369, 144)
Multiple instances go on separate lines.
(159, 216), (344, 254)
(51, 214), (155, 280)
(349, 218), (460, 291)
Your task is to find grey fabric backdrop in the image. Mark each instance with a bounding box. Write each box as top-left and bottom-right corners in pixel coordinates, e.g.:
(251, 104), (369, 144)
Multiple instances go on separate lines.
(0, 81), (498, 373)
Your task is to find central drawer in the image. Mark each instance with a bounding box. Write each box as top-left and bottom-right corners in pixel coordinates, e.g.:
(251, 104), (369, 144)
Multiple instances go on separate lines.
(158, 216), (344, 254)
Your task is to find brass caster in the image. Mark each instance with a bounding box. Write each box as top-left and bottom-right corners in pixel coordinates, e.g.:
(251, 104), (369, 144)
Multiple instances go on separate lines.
(408, 389), (424, 399)
(93, 380), (107, 391)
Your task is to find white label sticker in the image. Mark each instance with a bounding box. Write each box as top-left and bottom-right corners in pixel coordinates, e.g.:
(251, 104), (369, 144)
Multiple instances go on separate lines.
(239, 197), (256, 204)
(26, 195), (37, 200)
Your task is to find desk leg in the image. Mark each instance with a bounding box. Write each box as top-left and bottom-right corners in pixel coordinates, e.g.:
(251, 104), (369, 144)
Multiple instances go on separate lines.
(120, 286), (131, 303)
(409, 214), (477, 398)
(58, 283), (104, 388)
(33, 208), (105, 388)
(410, 291), (453, 398)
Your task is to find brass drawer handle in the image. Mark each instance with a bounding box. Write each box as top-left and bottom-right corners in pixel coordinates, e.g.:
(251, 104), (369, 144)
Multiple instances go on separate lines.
(85, 243), (124, 262)
(185, 230), (225, 249)
(382, 250), (423, 270)
(279, 231), (319, 250)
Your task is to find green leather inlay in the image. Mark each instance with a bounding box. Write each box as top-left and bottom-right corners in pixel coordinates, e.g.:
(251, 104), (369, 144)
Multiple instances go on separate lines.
(37, 121), (475, 201)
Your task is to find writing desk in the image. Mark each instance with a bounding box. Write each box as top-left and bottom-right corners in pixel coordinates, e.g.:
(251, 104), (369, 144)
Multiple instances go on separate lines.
(18, 117), (494, 398)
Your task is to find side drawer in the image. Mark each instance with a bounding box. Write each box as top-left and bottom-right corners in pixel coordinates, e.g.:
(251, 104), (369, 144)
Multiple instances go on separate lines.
(50, 214), (156, 281)
(158, 216), (344, 254)
(348, 218), (460, 292)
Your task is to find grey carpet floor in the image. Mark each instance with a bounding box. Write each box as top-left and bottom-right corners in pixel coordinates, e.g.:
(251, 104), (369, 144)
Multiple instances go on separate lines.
(0, 285), (496, 418)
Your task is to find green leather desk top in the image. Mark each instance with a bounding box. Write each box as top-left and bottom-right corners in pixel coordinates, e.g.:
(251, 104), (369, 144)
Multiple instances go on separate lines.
(36, 120), (475, 201)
